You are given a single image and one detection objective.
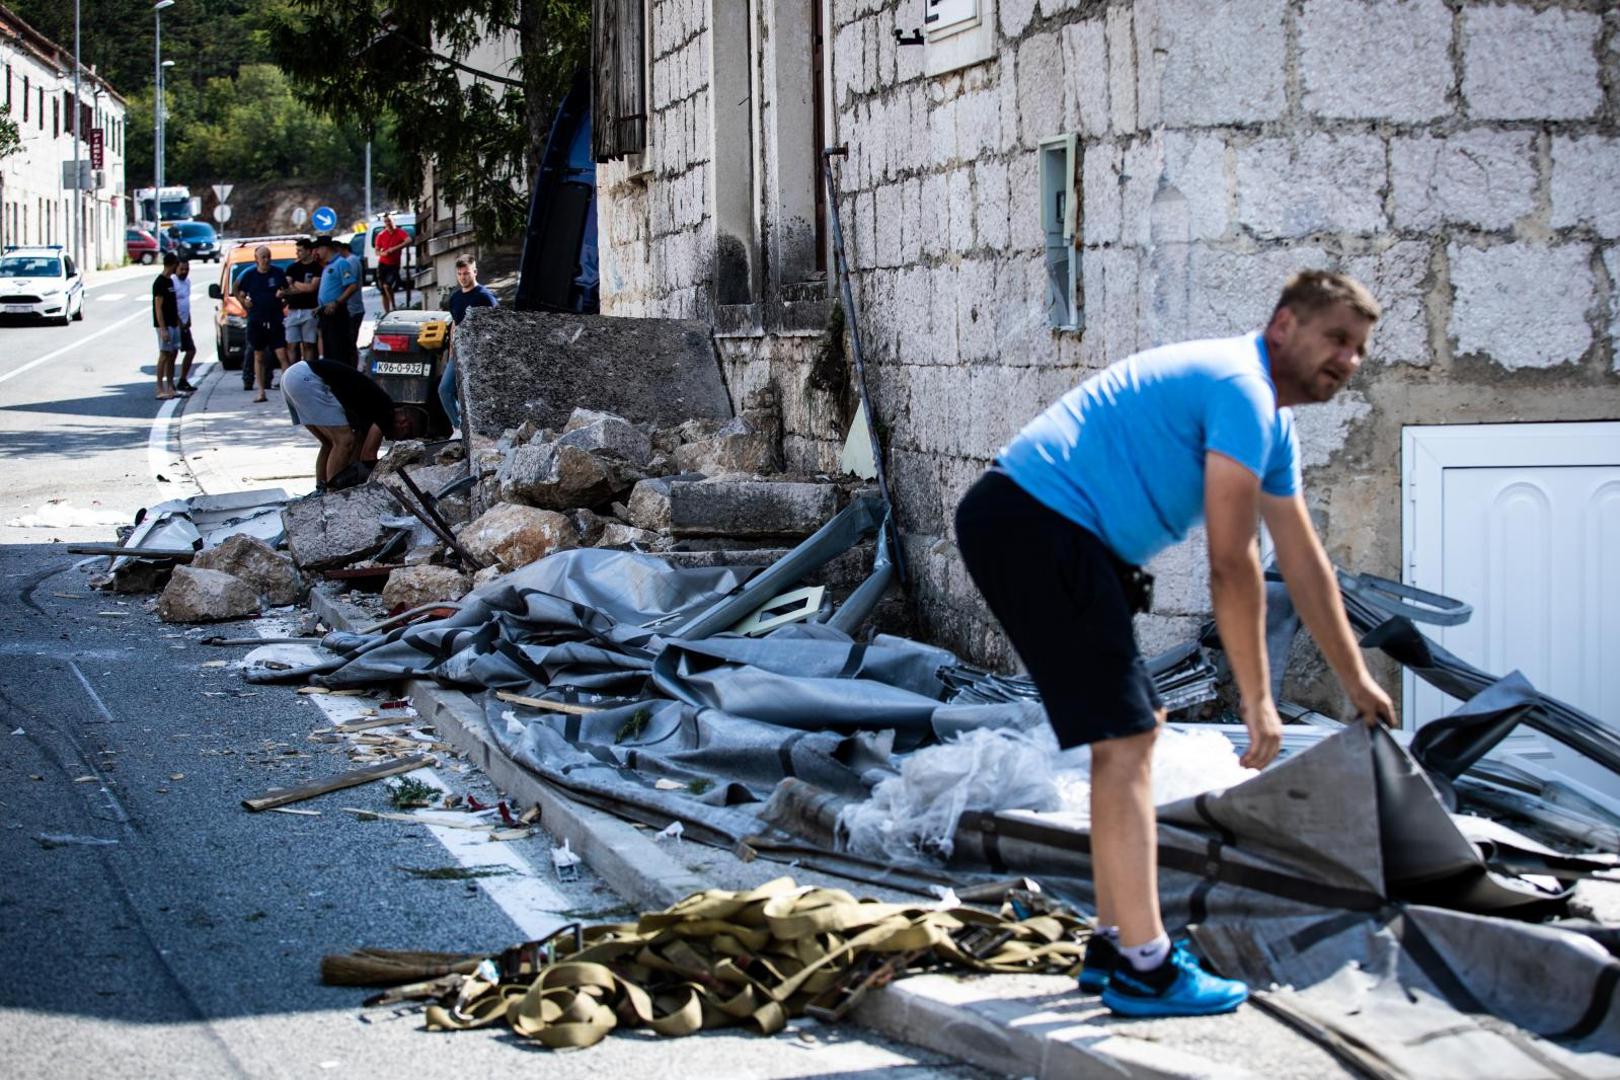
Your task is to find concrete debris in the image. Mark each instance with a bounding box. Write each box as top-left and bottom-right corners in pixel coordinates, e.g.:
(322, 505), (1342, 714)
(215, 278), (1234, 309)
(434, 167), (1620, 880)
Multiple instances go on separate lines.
(157, 565), (263, 624)
(671, 416), (780, 477)
(557, 408), (654, 466)
(192, 534), (304, 607)
(382, 565), (473, 610)
(282, 485), (404, 572)
(455, 503), (580, 571)
(496, 441), (636, 510)
(593, 522), (666, 549)
(568, 508), (609, 547)
(456, 310), (734, 437)
(472, 564), (506, 590)
(627, 478), (841, 538)
(368, 440), (426, 478)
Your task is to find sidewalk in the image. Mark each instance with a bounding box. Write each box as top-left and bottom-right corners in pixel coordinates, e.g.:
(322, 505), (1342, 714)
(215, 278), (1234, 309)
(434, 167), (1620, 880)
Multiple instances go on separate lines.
(306, 590), (1354, 1080)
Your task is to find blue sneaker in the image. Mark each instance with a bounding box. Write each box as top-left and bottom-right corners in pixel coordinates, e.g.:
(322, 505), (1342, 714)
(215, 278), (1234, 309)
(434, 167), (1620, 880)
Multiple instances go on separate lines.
(1101, 943), (1248, 1017)
(1078, 933), (1119, 993)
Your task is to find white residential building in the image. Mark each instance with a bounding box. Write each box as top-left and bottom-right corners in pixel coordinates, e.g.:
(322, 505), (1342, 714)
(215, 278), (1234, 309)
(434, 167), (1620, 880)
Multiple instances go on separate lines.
(0, 4), (128, 268)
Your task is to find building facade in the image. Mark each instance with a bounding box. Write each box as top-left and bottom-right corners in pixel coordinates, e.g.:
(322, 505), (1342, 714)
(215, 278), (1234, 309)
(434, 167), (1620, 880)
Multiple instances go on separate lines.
(0, 5), (128, 268)
(595, 0), (1620, 723)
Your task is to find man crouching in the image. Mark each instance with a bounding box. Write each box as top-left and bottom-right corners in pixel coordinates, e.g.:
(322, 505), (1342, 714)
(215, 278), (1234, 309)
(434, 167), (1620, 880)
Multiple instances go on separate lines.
(280, 358), (423, 490)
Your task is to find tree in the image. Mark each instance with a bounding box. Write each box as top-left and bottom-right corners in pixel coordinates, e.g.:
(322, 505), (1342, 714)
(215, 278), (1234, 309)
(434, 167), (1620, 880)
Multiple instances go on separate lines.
(265, 0), (589, 243)
(0, 115), (20, 163)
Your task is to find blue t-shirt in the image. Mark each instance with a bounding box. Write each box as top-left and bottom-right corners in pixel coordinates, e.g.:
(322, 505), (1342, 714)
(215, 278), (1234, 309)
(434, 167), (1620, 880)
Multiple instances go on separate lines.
(998, 332), (1301, 567)
(235, 266), (288, 323)
(447, 284), (497, 324)
(345, 253), (366, 316)
(318, 256), (359, 307)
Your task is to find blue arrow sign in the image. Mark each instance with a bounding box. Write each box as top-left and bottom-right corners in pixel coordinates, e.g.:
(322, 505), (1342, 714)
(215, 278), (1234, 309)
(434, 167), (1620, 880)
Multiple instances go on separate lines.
(311, 205), (338, 233)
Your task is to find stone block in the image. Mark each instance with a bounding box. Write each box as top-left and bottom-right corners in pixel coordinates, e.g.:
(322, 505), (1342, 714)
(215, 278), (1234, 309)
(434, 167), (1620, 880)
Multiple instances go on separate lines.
(955, 259), (998, 362)
(192, 534), (303, 607)
(281, 484), (404, 572)
(626, 478), (840, 538)
(1293, 389), (1371, 471)
(1448, 242), (1595, 370)
(1062, 19), (1109, 139)
(382, 565), (472, 610)
(1120, 136), (1164, 246)
(1184, 245), (1329, 341)
(569, 508), (609, 546)
(557, 408), (654, 465)
(457, 309), (732, 438)
(920, 172), (950, 258)
(497, 442), (637, 510)
(1608, 247), (1620, 374)
(671, 416), (781, 476)
(1235, 135), (1385, 239)
(1462, 6), (1601, 121)
(1301, 0), (1452, 122)
(947, 168), (975, 252)
(1162, 132), (1229, 243)
(157, 566), (261, 624)
(1342, 240), (1434, 368)
(1155, 0), (1286, 126)
(1082, 142), (1123, 246)
(594, 522), (666, 549)
(1105, 4), (1136, 134)
(1550, 137), (1620, 240)
(456, 504), (580, 571)
(1016, 31), (1064, 148)
(1000, 0), (1038, 37)
(1007, 153), (1044, 250)
(973, 159), (1011, 251)
(1391, 130), (1536, 233)
(875, 183), (903, 266)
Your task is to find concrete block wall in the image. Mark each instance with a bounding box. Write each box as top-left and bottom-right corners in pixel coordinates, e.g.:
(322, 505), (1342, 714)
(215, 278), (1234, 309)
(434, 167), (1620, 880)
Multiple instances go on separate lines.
(596, 0), (1620, 706)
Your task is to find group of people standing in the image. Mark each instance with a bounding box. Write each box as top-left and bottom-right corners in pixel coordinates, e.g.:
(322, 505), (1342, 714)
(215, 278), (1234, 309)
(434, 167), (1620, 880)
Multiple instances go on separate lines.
(233, 234), (361, 401)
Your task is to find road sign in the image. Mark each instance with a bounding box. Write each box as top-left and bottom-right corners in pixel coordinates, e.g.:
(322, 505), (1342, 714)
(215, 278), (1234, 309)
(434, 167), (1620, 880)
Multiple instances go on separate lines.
(212, 183), (234, 205)
(60, 160), (92, 189)
(311, 205), (338, 232)
(213, 204), (233, 224)
(291, 207), (309, 227)
(88, 129), (104, 169)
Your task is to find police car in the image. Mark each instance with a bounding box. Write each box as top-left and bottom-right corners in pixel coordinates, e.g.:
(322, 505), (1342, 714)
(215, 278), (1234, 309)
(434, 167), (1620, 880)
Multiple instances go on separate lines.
(0, 245), (86, 325)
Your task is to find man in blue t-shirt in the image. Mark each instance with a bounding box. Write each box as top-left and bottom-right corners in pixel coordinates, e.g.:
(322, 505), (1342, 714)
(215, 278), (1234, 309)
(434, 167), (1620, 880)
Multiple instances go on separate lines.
(316, 235), (361, 368)
(954, 271), (1395, 1020)
(438, 254), (498, 432)
(232, 246), (290, 401)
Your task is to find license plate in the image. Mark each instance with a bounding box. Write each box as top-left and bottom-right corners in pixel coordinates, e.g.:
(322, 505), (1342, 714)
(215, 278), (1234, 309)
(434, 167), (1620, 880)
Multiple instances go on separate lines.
(373, 361), (430, 377)
(3, 304), (33, 313)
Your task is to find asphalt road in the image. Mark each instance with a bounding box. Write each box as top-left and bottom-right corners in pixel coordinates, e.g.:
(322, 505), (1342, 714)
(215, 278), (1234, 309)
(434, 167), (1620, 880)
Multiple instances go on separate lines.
(0, 267), (982, 1079)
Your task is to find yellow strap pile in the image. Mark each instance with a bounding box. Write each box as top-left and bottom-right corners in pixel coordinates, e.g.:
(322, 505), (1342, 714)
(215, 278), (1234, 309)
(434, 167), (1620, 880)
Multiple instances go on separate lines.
(420, 876), (1086, 1050)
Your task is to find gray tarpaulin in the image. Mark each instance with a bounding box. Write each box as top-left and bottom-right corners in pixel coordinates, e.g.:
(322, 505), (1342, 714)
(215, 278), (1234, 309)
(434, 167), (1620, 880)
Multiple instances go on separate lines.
(273, 541), (1620, 1077)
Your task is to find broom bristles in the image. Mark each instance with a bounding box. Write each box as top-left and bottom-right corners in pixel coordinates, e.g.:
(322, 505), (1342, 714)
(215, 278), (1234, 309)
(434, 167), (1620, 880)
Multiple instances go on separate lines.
(321, 948), (487, 986)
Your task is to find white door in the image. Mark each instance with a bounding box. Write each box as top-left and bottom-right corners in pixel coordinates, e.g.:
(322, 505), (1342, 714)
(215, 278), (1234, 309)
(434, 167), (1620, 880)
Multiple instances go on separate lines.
(1403, 422), (1620, 795)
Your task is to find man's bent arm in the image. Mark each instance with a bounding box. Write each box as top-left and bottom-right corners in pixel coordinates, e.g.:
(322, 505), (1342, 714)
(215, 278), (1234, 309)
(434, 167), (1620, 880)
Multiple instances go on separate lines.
(1261, 492), (1395, 726)
(1205, 452), (1280, 767)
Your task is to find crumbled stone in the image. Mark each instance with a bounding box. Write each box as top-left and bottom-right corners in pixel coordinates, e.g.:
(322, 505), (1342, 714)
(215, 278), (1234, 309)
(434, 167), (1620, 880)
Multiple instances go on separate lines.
(382, 565), (472, 610)
(157, 566), (261, 623)
(556, 409), (654, 465)
(281, 485), (404, 571)
(472, 564), (506, 590)
(497, 442), (638, 510)
(191, 534), (303, 606)
(456, 504), (580, 570)
(671, 417), (780, 476)
(593, 522), (666, 549)
(569, 508), (608, 547)
(369, 440), (426, 478)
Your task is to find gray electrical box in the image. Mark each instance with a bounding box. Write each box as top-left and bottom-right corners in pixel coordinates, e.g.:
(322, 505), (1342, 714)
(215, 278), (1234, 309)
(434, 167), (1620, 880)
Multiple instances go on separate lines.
(1038, 133), (1079, 330)
(60, 159), (93, 190)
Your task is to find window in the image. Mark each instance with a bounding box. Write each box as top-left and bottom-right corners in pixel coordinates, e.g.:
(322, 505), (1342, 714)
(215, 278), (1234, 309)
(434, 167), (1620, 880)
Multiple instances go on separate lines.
(22, 75), (28, 121)
(925, 0), (995, 76)
(37, 86), (43, 129)
(591, 0), (647, 161)
(52, 95), (59, 138)
(4, 65), (11, 113)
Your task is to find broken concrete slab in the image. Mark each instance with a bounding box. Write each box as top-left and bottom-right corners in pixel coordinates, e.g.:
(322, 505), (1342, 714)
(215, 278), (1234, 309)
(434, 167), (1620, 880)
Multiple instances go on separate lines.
(556, 409), (654, 466)
(626, 478), (841, 538)
(593, 522), (666, 549)
(496, 442), (637, 510)
(455, 504), (580, 571)
(281, 485), (404, 572)
(456, 310), (734, 437)
(671, 416), (780, 477)
(157, 566), (262, 623)
(191, 534), (303, 607)
(382, 565), (473, 610)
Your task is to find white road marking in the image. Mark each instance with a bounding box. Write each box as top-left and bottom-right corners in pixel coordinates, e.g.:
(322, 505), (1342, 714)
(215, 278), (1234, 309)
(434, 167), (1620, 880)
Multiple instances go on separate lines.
(0, 306), (151, 387)
(94, 293), (128, 302)
(147, 356), (217, 485)
(244, 623), (572, 939)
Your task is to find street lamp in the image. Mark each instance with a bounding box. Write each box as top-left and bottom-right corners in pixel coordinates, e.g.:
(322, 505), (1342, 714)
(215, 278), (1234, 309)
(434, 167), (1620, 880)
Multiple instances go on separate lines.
(153, 0), (175, 204)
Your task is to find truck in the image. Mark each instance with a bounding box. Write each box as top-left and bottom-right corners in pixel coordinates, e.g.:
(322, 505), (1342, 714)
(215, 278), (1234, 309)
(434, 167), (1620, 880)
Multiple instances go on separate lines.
(132, 185), (201, 230)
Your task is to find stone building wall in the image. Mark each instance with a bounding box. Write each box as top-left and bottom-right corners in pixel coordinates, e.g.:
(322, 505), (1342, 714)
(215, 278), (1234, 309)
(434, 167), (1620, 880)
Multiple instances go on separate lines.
(597, 0), (1620, 712)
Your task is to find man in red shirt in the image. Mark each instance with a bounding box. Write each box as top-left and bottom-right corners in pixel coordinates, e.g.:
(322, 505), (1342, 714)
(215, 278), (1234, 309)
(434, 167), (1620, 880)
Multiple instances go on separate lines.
(372, 212), (410, 314)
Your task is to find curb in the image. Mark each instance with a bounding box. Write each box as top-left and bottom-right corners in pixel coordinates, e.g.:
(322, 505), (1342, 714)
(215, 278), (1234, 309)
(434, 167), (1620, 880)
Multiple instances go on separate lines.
(308, 584), (1250, 1080)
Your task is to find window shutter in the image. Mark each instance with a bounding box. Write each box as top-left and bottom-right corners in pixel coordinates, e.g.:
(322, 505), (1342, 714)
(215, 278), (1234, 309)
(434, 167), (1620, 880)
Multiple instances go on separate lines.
(592, 0), (645, 161)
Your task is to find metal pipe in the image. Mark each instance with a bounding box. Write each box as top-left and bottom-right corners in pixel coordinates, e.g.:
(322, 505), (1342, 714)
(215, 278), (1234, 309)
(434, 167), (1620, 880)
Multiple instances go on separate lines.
(821, 146), (906, 587)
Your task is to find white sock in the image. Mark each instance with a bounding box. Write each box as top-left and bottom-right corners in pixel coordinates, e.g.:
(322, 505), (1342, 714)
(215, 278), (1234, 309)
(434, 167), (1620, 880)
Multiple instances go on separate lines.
(1097, 925), (1120, 941)
(1120, 933), (1171, 972)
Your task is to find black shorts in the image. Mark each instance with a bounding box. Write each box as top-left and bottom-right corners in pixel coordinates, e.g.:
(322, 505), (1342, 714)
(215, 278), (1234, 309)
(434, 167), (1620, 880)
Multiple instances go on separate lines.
(954, 468), (1163, 749)
(247, 318), (285, 352)
(378, 264), (400, 288)
(179, 324), (196, 353)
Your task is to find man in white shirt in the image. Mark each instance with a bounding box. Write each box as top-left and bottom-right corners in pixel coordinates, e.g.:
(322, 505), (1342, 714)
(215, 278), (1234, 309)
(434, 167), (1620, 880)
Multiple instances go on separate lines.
(174, 259), (198, 394)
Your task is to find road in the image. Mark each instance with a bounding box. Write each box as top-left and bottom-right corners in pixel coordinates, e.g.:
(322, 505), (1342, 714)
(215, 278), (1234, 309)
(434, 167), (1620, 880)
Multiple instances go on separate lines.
(0, 267), (981, 1078)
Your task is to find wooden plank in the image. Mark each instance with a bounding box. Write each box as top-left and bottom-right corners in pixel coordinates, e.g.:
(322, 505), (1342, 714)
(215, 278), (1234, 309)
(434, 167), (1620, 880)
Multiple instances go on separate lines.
(329, 715), (412, 734)
(241, 754), (432, 813)
(494, 690), (607, 716)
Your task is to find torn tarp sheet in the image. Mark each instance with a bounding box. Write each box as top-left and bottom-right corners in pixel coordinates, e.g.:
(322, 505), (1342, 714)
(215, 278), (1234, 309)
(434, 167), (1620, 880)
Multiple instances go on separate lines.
(112, 488), (290, 573)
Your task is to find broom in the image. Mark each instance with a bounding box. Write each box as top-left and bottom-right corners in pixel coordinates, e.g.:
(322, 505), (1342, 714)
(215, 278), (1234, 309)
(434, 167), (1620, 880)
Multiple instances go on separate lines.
(320, 948), (489, 987)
